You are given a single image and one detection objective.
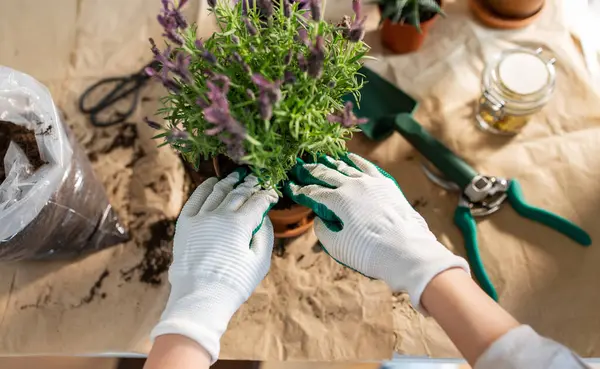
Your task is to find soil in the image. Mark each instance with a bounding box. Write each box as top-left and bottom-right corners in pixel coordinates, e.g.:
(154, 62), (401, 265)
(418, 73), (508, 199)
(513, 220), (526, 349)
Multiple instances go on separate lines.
(183, 154), (296, 210)
(0, 119), (128, 260)
(120, 219), (175, 286)
(78, 269), (110, 306)
(0, 121), (47, 182)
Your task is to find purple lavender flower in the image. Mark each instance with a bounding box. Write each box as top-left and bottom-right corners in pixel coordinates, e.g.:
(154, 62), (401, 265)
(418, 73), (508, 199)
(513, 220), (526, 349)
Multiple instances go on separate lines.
(284, 70), (296, 84)
(296, 28), (310, 46)
(145, 66), (158, 78)
(295, 0), (310, 10)
(202, 50), (217, 64)
(346, 0), (366, 42)
(221, 135), (246, 161)
(257, 93), (273, 121)
(230, 52), (251, 73)
(149, 38), (161, 56)
(231, 35), (240, 45)
(283, 0), (291, 17)
(206, 79), (230, 111)
(144, 117), (163, 130)
(148, 41), (175, 72)
(251, 74), (282, 101)
(327, 101), (368, 127)
(232, 52), (244, 64)
(146, 41), (183, 93)
(307, 36), (325, 79)
(242, 0), (260, 15)
(251, 74), (282, 120)
(243, 17), (258, 36)
(297, 53), (307, 72)
(167, 129), (190, 142)
(201, 75), (247, 160)
(194, 39), (218, 64)
(163, 80), (182, 93)
(257, 0), (274, 18)
(327, 80), (336, 88)
(212, 74), (231, 89)
(157, 0), (189, 45)
(208, 0), (217, 8)
(196, 96), (210, 109)
(310, 0), (321, 21)
(173, 52), (192, 83)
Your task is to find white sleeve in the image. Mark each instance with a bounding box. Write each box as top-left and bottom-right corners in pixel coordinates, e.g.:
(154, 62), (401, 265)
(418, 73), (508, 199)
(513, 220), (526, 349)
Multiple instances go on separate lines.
(474, 325), (590, 369)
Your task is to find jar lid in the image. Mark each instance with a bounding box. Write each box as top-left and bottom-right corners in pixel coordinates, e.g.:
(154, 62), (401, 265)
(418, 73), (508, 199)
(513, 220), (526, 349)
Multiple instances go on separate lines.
(482, 48), (556, 114)
(498, 52), (549, 95)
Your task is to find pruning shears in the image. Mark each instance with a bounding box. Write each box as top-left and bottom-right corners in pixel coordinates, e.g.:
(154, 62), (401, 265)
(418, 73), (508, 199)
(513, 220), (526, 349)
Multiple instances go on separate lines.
(395, 115), (592, 300)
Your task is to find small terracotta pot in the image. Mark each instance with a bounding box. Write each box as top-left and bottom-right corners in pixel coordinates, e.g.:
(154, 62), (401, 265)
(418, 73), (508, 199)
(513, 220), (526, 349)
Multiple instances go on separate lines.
(487, 0), (544, 18)
(182, 155), (314, 239)
(269, 205), (315, 238)
(469, 0), (544, 29)
(380, 4), (441, 54)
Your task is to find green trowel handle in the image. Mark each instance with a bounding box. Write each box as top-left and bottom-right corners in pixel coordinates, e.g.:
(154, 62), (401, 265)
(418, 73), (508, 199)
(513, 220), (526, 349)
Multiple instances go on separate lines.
(454, 206), (499, 301)
(507, 180), (592, 246)
(394, 115), (478, 189)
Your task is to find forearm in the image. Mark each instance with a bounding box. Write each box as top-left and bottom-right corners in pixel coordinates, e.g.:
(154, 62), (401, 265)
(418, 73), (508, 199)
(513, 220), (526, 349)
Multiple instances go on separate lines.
(144, 334), (211, 369)
(421, 268), (519, 365)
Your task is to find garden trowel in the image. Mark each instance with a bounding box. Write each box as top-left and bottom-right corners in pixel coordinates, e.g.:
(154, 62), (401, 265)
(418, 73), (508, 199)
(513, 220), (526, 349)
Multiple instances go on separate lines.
(346, 67), (591, 300)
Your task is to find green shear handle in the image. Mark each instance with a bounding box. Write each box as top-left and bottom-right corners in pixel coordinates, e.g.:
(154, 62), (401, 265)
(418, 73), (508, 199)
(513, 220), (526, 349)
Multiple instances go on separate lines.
(454, 180), (591, 301)
(507, 180), (592, 247)
(454, 206), (498, 300)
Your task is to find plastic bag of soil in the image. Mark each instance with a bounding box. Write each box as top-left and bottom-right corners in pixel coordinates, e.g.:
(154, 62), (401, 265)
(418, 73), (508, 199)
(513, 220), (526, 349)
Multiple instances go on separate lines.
(0, 66), (128, 260)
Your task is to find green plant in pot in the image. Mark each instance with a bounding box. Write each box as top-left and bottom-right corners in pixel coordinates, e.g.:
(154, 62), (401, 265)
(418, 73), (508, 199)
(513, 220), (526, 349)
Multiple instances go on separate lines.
(372, 0), (443, 54)
(145, 0), (370, 237)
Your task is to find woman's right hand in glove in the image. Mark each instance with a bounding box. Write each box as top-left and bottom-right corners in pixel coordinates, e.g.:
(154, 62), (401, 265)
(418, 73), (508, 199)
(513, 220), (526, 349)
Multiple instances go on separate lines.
(287, 153), (469, 312)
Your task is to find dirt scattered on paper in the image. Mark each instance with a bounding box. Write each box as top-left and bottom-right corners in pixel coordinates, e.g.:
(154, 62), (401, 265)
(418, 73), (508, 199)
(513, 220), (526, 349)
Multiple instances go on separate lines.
(121, 219), (175, 286)
(71, 269), (110, 308)
(411, 197), (428, 210)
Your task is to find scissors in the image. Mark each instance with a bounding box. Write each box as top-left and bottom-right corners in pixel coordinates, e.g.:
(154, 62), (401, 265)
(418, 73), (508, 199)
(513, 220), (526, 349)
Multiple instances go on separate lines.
(393, 115), (592, 300)
(78, 61), (158, 127)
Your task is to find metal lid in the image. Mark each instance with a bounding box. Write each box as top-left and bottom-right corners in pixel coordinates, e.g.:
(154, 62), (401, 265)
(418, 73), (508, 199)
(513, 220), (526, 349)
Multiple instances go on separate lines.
(482, 47), (556, 114)
(498, 52), (550, 95)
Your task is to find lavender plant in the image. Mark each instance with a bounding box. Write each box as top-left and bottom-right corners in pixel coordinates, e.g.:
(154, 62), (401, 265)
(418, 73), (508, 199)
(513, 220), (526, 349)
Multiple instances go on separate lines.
(146, 0), (370, 188)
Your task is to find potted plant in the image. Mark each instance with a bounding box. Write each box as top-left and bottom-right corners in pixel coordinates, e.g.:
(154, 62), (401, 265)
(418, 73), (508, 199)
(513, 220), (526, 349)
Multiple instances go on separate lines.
(373, 0), (443, 54)
(145, 0), (369, 237)
(469, 0), (545, 29)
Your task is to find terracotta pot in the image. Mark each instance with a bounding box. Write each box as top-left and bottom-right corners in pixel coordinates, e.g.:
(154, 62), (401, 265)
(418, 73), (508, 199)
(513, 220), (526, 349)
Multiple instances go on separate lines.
(469, 0), (545, 29)
(380, 3), (441, 54)
(487, 0), (544, 18)
(269, 204), (315, 238)
(182, 155), (314, 239)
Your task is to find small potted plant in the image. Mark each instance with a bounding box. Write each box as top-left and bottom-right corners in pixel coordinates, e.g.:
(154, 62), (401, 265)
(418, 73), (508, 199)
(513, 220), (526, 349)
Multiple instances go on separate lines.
(145, 0), (369, 237)
(373, 0), (443, 54)
(469, 0), (545, 29)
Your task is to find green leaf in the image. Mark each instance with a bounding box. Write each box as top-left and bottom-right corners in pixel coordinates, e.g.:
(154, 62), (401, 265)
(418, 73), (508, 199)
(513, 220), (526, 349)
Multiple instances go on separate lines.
(419, 0), (444, 15)
(392, 0), (408, 23)
(381, 4), (399, 23)
(406, 1), (421, 32)
(152, 132), (170, 139)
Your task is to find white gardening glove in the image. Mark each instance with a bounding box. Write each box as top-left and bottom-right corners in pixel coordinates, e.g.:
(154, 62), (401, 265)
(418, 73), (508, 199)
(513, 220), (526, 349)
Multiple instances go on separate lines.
(151, 171), (278, 363)
(287, 154), (470, 312)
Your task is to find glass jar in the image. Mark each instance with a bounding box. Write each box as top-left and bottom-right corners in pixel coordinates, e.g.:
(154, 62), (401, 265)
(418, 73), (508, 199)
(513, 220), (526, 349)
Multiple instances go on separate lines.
(476, 48), (556, 135)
